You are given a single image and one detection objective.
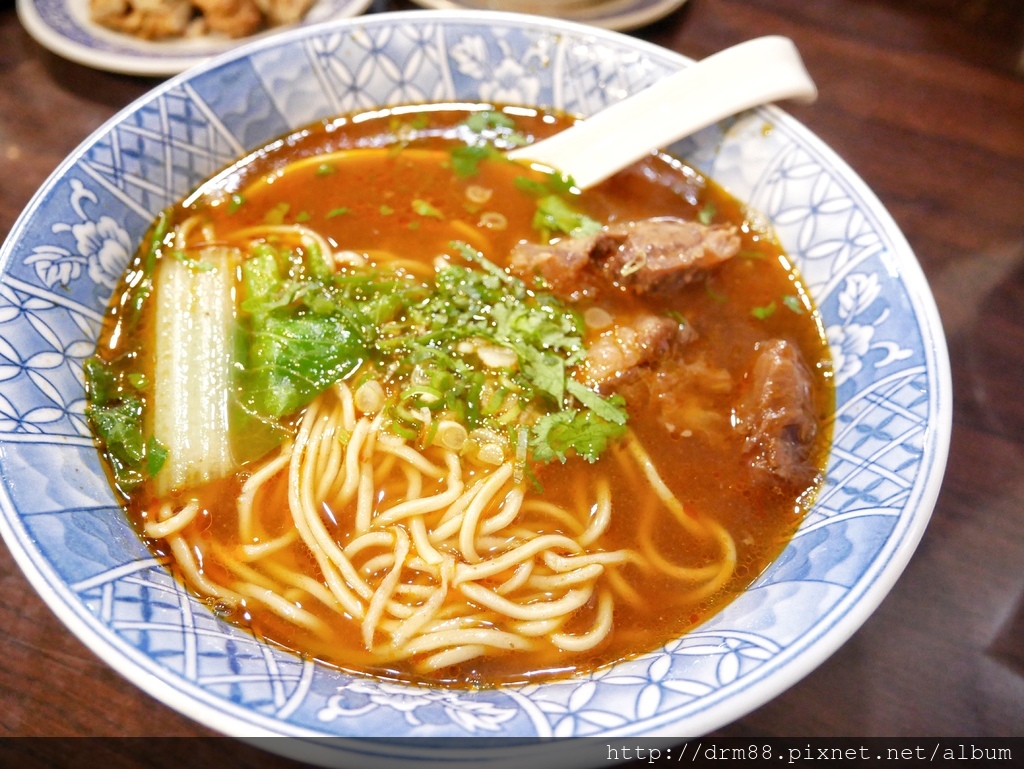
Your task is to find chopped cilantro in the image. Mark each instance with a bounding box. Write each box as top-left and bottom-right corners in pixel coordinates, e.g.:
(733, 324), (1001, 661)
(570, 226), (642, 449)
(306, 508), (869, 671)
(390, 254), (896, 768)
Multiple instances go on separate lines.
(450, 112), (530, 178)
(450, 144), (499, 177)
(308, 240), (626, 462)
(533, 195), (602, 240)
(530, 408), (627, 464)
(565, 380), (628, 425)
(462, 111), (529, 147)
(514, 176), (548, 197)
(465, 111), (516, 133)
(751, 301), (777, 320)
(449, 240), (519, 288)
(146, 436), (168, 477)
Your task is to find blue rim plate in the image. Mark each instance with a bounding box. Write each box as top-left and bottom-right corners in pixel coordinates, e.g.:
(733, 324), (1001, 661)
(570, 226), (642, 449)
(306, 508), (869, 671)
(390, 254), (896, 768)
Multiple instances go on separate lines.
(0, 9), (950, 761)
(16, 0), (374, 76)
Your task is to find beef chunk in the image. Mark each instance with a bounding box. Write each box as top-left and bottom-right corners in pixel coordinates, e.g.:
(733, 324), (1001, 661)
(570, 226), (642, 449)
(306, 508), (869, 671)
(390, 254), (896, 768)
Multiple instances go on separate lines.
(736, 340), (819, 484)
(652, 355), (734, 438)
(583, 314), (693, 390)
(508, 237), (599, 298)
(587, 324), (734, 440)
(508, 217), (739, 298)
(598, 218), (740, 294)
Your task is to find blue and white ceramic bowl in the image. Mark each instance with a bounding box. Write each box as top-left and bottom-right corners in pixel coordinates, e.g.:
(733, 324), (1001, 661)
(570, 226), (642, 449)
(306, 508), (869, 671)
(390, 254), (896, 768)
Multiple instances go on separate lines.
(0, 9), (951, 764)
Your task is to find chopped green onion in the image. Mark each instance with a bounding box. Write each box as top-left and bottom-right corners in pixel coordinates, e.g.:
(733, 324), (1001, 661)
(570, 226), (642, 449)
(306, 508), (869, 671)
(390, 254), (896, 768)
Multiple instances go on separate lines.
(698, 201), (717, 224)
(783, 294), (806, 314)
(412, 199), (444, 219)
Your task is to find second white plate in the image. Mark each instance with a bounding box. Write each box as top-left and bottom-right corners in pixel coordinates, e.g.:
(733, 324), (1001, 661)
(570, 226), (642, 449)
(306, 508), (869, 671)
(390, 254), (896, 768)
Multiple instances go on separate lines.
(408, 0), (689, 32)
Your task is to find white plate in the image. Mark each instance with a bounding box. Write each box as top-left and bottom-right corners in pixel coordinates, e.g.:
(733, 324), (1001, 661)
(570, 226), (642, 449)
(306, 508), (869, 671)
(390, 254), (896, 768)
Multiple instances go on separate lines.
(17, 0), (374, 76)
(408, 0), (688, 32)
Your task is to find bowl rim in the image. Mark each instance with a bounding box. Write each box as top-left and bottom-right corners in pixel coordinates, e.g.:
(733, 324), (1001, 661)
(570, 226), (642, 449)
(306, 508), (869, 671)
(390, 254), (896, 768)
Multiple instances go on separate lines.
(0, 8), (952, 746)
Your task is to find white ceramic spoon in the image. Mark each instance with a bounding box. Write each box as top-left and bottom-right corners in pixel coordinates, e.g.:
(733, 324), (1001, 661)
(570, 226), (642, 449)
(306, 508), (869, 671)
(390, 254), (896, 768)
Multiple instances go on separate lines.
(507, 36), (818, 190)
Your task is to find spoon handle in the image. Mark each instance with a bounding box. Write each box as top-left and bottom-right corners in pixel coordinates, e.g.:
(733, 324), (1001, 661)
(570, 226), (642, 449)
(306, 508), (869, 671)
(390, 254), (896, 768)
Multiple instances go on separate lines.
(507, 36), (818, 190)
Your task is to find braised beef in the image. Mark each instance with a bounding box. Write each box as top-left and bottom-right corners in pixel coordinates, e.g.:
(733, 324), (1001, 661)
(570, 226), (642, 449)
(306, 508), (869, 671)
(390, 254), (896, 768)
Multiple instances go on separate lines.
(736, 340), (819, 484)
(583, 315), (688, 390)
(509, 217), (740, 298)
(508, 238), (598, 298)
(597, 218), (740, 293)
(651, 356), (734, 438)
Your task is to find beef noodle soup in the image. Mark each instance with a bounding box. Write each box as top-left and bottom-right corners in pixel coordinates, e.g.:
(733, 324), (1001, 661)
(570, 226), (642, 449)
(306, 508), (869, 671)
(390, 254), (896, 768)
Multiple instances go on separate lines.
(86, 105), (833, 687)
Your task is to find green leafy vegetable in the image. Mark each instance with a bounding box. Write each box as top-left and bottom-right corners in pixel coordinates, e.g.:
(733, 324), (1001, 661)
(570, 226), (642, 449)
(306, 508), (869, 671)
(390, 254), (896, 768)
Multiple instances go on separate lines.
(89, 395), (146, 488)
(565, 380), (628, 425)
(241, 313), (366, 417)
(450, 110), (533, 178)
(461, 111), (529, 147)
(84, 357), (148, 492)
(465, 111), (516, 133)
(146, 436), (168, 477)
(91, 123), (628, 477)
(450, 144), (500, 177)
(533, 195), (602, 240)
(530, 408), (627, 464)
(514, 176), (548, 197)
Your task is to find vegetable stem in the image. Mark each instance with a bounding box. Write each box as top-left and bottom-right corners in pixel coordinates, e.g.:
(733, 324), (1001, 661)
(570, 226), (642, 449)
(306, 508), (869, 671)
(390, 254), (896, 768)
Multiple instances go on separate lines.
(152, 246), (240, 495)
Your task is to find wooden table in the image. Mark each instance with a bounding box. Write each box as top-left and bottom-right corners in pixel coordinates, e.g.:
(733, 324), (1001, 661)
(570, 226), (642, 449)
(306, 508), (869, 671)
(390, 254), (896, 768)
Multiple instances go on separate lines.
(2, 0), (1022, 757)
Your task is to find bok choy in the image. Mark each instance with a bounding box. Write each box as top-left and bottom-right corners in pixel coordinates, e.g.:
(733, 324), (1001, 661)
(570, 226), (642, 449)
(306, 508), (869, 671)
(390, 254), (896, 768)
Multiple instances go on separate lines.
(151, 247), (239, 495)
